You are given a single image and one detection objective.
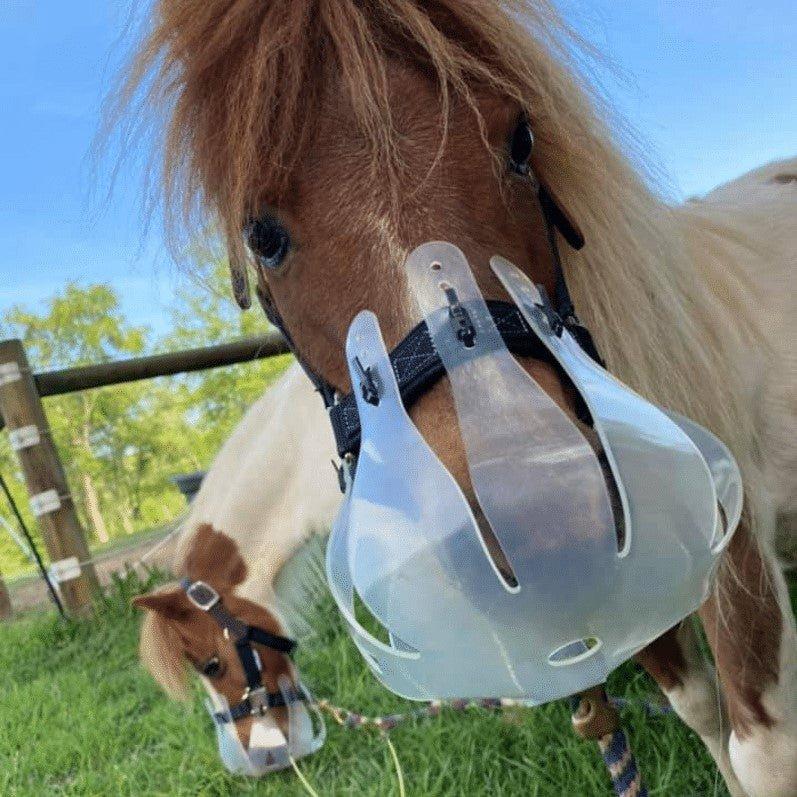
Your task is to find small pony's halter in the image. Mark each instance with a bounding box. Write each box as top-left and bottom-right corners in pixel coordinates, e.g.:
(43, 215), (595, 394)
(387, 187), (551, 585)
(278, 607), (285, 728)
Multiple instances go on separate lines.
(249, 117), (604, 469)
(181, 578), (302, 723)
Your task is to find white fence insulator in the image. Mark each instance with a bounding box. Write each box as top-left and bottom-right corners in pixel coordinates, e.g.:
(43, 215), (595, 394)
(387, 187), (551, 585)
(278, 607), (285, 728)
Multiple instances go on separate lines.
(49, 557), (81, 584)
(30, 489), (62, 517)
(0, 362), (22, 386)
(9, 425), (41, 451)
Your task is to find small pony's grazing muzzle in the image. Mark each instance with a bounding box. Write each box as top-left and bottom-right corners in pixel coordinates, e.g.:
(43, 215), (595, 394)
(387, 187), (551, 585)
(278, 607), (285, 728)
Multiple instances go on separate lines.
(327, 241), (742, 704)
(205, 677), (325, 777)
(180, 578), (326, 776)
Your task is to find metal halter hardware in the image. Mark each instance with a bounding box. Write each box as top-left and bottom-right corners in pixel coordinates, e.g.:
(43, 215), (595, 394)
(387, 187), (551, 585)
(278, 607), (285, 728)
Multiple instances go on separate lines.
(184, 580), (220, 612)
(180, 578), (301, 724)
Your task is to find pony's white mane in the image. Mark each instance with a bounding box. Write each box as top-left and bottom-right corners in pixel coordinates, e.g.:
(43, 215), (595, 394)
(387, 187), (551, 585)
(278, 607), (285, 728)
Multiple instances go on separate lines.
(516, 31), (785, 528)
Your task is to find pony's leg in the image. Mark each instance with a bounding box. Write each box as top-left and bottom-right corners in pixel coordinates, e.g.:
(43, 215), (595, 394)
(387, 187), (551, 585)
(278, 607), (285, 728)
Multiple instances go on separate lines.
(636, 622), (745, 796)
(699, 524), (797, 797)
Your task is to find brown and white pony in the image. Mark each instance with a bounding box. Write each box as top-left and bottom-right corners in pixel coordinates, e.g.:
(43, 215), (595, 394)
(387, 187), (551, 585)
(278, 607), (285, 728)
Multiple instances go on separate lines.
(121, 2), (796, 795)
(134, 364), (340, 750)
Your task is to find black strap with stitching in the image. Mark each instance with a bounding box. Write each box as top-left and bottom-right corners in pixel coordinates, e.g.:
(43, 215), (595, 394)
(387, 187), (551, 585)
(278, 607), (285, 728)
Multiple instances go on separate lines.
(213, 688), (305, 724)
(328, 300), (555, 458)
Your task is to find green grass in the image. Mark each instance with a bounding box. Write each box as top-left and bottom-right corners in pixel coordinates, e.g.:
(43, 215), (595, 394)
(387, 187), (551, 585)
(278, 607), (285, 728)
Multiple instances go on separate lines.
(2, 571), (795, 797)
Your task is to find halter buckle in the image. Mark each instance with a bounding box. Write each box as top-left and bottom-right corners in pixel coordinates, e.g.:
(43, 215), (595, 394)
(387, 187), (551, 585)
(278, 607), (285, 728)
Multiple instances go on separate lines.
(245, 686), (271, 716)
(184, 580), (220, 611)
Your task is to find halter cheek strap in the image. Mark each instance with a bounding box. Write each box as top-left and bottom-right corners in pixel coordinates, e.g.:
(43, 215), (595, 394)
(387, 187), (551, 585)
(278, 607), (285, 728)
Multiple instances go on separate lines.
(181, 578), (302, 725)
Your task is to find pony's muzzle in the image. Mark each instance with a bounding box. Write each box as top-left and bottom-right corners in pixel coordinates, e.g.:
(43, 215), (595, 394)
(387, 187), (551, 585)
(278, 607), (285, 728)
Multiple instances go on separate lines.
(206, 676), (325, 777)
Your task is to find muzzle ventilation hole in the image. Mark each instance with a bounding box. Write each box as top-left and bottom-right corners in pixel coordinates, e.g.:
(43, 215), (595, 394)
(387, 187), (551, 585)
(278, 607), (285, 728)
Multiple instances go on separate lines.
(353, 589), (391, 646)
(716, 501), (728, 538)
(548, 637), (602, 667)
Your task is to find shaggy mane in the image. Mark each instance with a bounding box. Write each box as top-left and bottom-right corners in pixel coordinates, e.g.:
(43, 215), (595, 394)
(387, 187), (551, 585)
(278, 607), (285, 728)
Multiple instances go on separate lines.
(118, 0), (771, 526)
(115, 0), (606, 270)
(139, 585), (190, 701)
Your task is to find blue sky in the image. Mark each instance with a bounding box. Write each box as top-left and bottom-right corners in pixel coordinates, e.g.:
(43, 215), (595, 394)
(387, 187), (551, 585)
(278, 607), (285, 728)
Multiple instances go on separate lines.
(1, 1), (795, 337)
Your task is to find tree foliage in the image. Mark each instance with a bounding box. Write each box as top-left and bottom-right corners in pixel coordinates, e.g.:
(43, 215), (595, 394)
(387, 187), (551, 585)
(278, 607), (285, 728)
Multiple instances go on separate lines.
(0, 265), (291, 576)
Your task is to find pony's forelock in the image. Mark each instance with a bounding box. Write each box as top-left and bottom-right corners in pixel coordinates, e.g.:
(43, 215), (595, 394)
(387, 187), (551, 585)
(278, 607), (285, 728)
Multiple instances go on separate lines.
(139, 590), (190, 701)
(113, 0), (614, 273)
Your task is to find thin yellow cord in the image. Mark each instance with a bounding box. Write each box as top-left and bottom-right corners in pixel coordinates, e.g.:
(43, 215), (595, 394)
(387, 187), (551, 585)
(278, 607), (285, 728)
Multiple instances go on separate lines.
(382, 732), (406, 797)
(289, 755), (321, 797)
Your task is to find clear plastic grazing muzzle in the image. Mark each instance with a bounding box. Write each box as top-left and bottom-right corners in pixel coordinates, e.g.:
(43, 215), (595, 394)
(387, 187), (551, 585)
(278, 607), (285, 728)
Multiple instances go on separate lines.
(326, 241), (742, 703)
(205, 677), (325, 777)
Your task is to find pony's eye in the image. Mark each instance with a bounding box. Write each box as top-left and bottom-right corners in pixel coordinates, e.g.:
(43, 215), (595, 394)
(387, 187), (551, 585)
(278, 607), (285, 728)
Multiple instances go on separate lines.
(245, 215), (291, 271)
(201, 656), (223, 678)
(509, 118), (534, 175)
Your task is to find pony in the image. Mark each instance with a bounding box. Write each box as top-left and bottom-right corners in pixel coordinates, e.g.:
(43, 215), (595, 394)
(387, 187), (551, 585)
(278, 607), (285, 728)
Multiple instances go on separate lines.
(134, 364), (340, 751)
(120, 2), (796, 795)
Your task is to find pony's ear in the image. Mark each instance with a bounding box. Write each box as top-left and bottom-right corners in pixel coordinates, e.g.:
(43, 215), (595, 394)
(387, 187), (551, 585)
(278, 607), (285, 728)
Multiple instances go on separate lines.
(182, 523), (248, 590)
(139, 605), (191, 701)
(132, 588), (190, 620)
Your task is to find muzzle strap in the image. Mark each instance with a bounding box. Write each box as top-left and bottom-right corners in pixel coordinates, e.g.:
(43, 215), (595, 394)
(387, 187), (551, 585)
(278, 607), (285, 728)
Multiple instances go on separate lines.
(213, 687), (306, 724)
(248, 626), (298, 655)
(232, 629), (297, 692)
(236, 637), (266, 692)
(328, 300), (556, 458)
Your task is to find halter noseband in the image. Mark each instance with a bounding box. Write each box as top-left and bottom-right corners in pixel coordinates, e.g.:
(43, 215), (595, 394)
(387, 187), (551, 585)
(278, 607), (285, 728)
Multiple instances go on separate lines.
(181, 578), (302, 724)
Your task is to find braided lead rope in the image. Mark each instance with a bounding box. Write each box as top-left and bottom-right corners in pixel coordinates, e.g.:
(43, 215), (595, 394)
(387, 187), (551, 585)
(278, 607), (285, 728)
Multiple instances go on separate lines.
(315, 697), (523, 731)
(598, 729), (648, 797)
(314, 695), (671, 732)
(315, 695), (670, 796)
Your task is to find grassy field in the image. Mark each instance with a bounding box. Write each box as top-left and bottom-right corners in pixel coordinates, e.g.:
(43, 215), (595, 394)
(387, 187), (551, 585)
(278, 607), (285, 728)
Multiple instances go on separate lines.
(2, 569), (795, 797)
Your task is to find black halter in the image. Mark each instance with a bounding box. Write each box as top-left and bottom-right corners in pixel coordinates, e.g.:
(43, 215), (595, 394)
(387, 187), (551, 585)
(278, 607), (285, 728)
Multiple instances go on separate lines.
(181, 578), (302, 724)
(252, 122), (603, 469)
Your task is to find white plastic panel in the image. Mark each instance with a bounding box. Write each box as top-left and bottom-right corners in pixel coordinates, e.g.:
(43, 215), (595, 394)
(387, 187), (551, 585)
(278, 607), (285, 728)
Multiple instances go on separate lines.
(325, 243), (741, 705)
(205, 679), (324, 777)
(492, 255), (737, 629)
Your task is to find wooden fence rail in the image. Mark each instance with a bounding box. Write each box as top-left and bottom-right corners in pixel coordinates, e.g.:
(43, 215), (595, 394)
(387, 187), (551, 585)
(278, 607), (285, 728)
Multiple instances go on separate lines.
(0, 332), (291, 616)
(36, 332), (290, 397)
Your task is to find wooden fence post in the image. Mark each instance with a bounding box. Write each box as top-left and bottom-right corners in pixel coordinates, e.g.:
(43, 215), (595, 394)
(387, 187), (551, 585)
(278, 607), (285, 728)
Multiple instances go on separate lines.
(0, 339), (98, 615)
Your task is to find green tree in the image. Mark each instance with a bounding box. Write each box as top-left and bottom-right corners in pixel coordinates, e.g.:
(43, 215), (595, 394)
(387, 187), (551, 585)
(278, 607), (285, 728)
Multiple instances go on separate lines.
(160, 259), (292, 457)
(0, 440), (39, 576)
(2, 286), (150, 546)
(0, 265), (293, 577)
